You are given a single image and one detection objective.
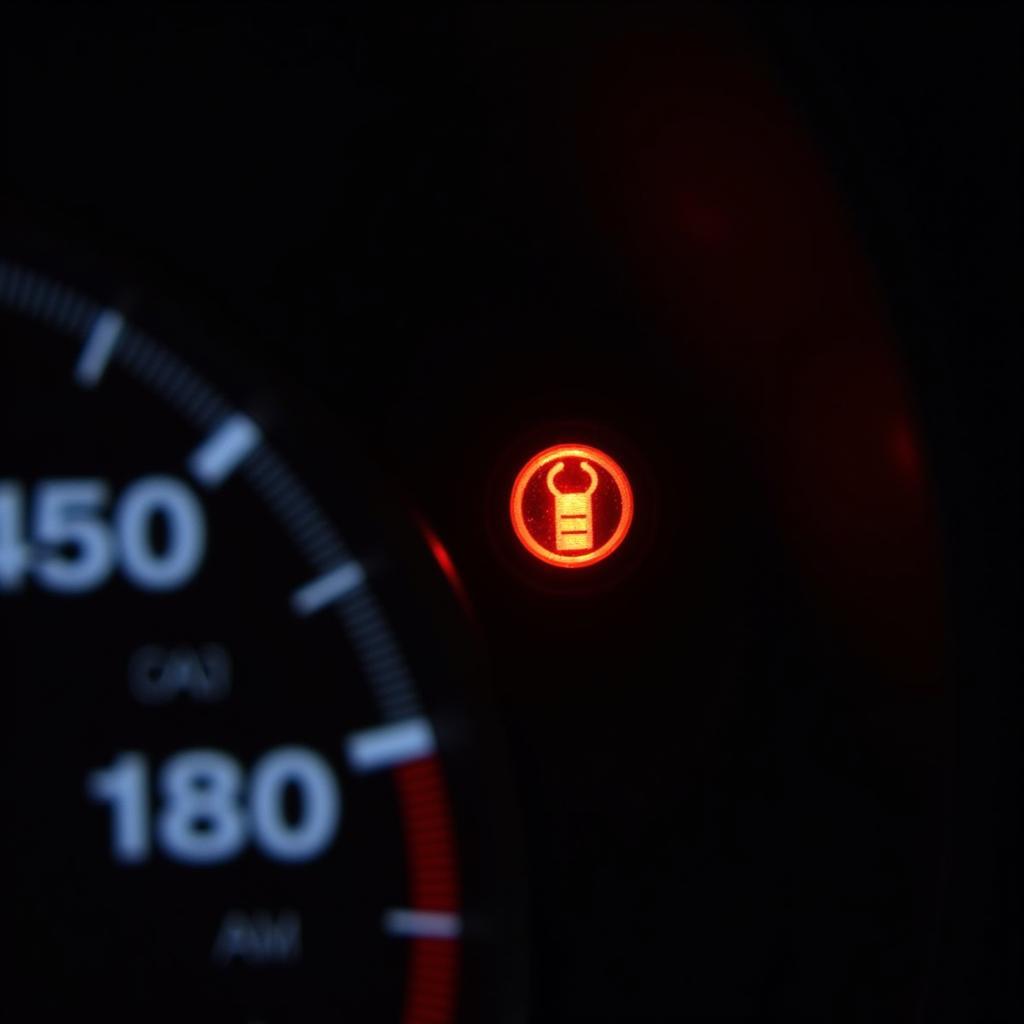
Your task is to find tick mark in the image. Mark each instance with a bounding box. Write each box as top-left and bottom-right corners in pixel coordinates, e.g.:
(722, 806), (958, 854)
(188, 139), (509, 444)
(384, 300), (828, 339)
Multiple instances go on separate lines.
(188, 414), (262, 488)
(344, 717), (436, 773)
(381, 908), (461, 940)
(290, 562), (366, 616)
(75, 310), (124, 387)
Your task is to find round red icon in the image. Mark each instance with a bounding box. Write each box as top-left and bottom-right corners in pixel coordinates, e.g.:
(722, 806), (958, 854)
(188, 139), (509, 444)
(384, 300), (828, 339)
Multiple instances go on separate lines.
(510, 444), (634, 568)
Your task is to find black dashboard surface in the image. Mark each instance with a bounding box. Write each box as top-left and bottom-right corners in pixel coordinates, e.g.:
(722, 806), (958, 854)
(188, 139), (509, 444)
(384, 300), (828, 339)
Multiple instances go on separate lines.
(2, 6), (1017, 1022)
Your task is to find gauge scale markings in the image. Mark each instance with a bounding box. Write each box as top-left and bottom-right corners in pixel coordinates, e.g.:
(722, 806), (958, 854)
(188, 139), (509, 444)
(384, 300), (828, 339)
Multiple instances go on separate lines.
(0, 260), (470, 1021)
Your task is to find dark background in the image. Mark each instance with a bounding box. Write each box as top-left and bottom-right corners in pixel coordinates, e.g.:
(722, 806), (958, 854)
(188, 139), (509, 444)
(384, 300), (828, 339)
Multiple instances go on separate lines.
(2, 4), (1018, 1021)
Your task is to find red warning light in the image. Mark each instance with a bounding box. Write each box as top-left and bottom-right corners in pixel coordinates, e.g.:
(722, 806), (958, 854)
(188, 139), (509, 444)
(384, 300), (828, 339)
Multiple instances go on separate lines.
(510, 444), (634, 568)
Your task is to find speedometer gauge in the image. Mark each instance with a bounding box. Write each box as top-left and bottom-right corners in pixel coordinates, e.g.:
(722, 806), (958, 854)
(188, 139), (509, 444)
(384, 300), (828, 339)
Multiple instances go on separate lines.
(0, 257), (524, 1022)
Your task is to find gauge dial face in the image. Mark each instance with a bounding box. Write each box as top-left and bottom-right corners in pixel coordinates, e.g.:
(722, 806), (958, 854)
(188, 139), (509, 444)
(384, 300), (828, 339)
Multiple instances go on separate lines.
(0, 260), (512, 1022)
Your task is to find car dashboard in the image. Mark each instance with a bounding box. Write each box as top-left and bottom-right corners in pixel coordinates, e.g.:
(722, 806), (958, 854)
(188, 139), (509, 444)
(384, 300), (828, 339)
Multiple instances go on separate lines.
(1, 5), (1017, 1023)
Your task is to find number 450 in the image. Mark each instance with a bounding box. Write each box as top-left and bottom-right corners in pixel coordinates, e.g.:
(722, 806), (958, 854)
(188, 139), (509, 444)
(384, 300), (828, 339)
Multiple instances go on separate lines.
(0, 476), (205, 593)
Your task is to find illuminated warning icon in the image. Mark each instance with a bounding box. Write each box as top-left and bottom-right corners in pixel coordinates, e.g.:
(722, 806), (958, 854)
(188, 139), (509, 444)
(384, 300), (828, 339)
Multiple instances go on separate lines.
(547, 459), (598, 551)
(510, 444), (634, 568)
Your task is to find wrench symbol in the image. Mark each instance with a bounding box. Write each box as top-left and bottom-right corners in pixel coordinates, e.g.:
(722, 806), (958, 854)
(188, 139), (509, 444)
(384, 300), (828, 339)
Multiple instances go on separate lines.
(546, 460), (598, 551)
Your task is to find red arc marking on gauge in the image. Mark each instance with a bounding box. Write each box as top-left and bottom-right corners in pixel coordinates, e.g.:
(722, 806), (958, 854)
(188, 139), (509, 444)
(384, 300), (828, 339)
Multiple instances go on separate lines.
(510, 444), (634, 568)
